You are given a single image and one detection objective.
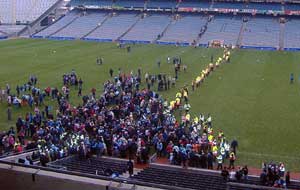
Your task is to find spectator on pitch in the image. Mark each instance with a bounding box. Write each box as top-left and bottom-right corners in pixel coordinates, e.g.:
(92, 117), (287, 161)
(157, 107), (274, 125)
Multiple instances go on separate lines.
(78, 85), (82, 96)
(6, 84), (10, 95)
(285, 171), (290, 186)
(109, 68), (113, 77)
(229, 151), (236, 169)
(231, 139), (238, 155)
(79, 78), (83, 88)
(183, 64), (187, 72)
(217, 154), (223, 170)
(290, 73), (294, 84)
(96, 57), (103, 65)
(7, 106), (12, 121)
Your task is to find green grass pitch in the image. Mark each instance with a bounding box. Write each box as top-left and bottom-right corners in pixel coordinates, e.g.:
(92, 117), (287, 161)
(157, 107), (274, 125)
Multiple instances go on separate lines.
(0, 39), (300, 170)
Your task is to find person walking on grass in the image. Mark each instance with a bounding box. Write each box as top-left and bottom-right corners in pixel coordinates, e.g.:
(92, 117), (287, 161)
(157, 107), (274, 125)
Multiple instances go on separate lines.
(229, 151), (236, 169)
(7, 106), (12, 121)
(109, 68), (113, 77)
(290, 73), (294, 84)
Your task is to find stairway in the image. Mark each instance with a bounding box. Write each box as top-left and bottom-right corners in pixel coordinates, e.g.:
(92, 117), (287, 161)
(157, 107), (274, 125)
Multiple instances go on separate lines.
(81, 13), (111, 39)
(194, 17), (210, 45)
(47, 16), (79, 37)
(236, 18), (247, 47)
(279, 22), (285, 50)
(154, 16), (174, 43)
(117, 14), (142, 41)
(210, 0), (214, 9)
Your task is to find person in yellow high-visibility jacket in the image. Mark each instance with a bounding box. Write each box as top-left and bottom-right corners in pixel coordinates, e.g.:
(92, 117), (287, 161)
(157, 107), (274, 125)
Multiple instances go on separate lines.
(208, 134), (214, 142)
(183, 89), (188, 103)
(193, 116), (199, 124)
(196, 76), (201, 87)
(185, 113), (190, 121)
(212, 145), (218, 156)
(227, 51), (231, 56)
(170, 100), (175, 110)
(175, 97), (181, 108)
(209, 63), (214, 71)
(176, 92), (182, 98)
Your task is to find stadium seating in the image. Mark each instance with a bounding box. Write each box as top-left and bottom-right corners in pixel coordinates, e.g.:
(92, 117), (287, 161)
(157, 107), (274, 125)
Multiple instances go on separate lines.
(146, 0), (177, 9)
(241, 17), (279, 49)
(71, 0), (113, 7)
(114, 0), (145, 8)
(285, 3), (300, 11)
(35, 11), (80, 38)
(49, 156), (128, 176)
(121, 14), (171, 42)
(178, 0), (211, 8)
(133, 164), (227, 190)
(212, 2), (243, 9)
(0, 25), (25, 35)
(199, 16), (242, 46)
(244, 3), (282, 11)
(0, 0), (58, 24)
(85, 13), (140, 41)
(53, 11), (108, 39)
(158, 15), (207, 44)
(284, 19), (300, 49)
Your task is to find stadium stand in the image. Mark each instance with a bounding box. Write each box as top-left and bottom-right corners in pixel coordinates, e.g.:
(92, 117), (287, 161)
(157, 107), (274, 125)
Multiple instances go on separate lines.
(158, 15), (208, 44)
(284, 19), (300, 50)
(35, 11), (80, 38)
(178, 0), (211, 8)
(244, 2), (282, 11)
(49, 156), (128, 176)
(285, 3), (300, 11)
(114, 0), (145, 8)
(199, 15), (243, 46)
(212, 2), (244, 9)
(24, 0), (300, 50)
(121, 13), (171, 43)
(0, 0), (58, 24)
(0, 25), (26, 35)
(53, 11), (108, 39)
(85, 12), (140, 41)
(241, 17), (280, 49)
(71, 0), (113, 7)
(146, 0), (177, 9)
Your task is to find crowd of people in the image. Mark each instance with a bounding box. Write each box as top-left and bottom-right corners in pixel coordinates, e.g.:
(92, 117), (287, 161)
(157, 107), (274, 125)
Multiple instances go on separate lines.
(0, 48), (236, 171)
(1, 47), (296, 188)
(9, 48), (296, 188)
(260, 162), (290, 188)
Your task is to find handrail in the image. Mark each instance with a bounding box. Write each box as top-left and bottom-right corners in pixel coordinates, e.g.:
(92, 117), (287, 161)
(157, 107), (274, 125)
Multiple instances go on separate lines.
(0, 148), (38, 159)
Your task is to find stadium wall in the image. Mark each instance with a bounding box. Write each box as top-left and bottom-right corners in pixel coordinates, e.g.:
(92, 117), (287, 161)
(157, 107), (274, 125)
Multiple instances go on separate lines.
(0, 164), (107, 190)
(0, 163), (164, 190)
(0, 36), (8, 40)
